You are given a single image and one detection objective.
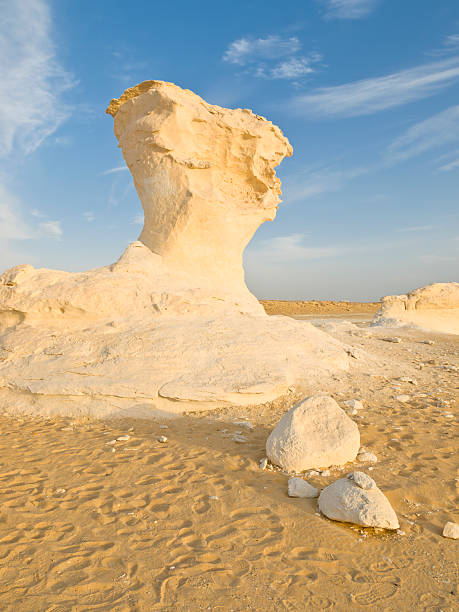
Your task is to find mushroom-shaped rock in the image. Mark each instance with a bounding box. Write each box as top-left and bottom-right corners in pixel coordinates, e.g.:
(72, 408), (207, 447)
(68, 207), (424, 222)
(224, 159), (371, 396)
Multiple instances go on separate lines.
(266, 395), (360, 472)
(318, 471), (399, 529)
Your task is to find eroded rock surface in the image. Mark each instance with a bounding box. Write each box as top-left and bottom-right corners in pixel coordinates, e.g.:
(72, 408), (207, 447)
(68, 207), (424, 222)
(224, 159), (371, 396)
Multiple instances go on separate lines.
(318, 472), (399, 529)
(0, 81), (349, 418)
(266, 395), (360, 472)
(372, 283), (459, 335)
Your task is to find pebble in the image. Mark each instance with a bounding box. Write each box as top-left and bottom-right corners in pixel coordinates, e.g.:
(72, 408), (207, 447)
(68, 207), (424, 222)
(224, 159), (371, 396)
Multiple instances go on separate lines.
(422, 340), (434, 345)
(106, 439), (117, 445)
(320, 469), (331, 477)
(398, 377), (417, 385)
(395, 395), (411, 403)
(306, 470), (320, 477)
(209, 495), (219, 501)
(157, 435), (168, 443)
(232, 434), (248, 443)
(287, 477), (319, 498)
(443, 522), (459, 539)
(259, 457), (268, 470)
(382, 337), (401, 343)
(358, 451), (378, 463)
(116, 435), (130, 441)
(159, 425), (168, 429)
(55, 488), (66, 495)
(344, 399), (364, 411)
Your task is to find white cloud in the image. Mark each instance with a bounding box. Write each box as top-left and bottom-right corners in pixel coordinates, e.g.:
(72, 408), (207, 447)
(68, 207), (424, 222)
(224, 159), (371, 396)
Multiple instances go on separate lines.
(223, 35), (301, 65)
(439, 158), (459, 172)
(321, 0), (379, 19)
(131, 212), (144, 225)
(387, 105), (459, 162)
(247, 233), (342, 263)
(223, 35), (320, 81)
(396, 225), (434, 233)
(283, 165), (368, 203)
(39, 220), (63, 238)
(290, 57), (459, 118)
(0, 0), (75, 157)
(101, 165), (129, 175)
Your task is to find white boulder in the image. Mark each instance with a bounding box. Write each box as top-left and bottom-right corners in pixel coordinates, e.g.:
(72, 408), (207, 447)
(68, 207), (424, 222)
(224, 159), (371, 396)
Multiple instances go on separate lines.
(442, 522), (459, 539)
(266, 395), (360, 472)
(318, 471), (399, 529)
(372, 283), (459, 335)
(287, 477), (319, 498)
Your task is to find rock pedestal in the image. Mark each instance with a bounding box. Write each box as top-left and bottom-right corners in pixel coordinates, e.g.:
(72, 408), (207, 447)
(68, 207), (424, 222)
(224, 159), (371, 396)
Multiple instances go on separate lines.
(0, 81), (348, 418)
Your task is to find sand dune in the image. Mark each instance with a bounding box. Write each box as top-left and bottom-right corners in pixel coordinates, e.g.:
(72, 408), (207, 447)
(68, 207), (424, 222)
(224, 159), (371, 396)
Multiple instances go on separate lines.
(0, 308), (457, 610)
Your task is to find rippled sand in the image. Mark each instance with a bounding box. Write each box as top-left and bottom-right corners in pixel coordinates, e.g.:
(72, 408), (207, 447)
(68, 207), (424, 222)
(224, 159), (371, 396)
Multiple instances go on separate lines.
(0, 308), (457, 610)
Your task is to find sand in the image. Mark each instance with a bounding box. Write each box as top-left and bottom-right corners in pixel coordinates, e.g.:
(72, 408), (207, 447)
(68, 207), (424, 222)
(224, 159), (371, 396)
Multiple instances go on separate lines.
(0, 305), (457, 611)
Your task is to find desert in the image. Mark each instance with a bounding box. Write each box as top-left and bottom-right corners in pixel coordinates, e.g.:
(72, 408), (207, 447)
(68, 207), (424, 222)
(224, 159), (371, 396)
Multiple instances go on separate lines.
(1, 3), (459, 610)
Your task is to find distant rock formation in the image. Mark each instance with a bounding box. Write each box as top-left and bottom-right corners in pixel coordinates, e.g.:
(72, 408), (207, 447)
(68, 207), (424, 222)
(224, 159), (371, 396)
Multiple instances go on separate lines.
(372, 282), (459, 335)
(0, 81), (348, 419)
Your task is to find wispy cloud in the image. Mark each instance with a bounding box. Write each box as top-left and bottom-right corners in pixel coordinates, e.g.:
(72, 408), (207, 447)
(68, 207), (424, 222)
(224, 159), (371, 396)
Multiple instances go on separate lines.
(387, 105), (459, 162)
(0, 0), (75, 157)
(320, 0), (380, 19)
(289, 57), (459, 118)
(223, 35), (321, 81)
(38, 220), (63, 238)
(439, 158), (459, 172)
(83, 211), (95, 222)
(283, 164), (369, 203)
(247, 233), (342, 263)
(131, 212), (144, 225)
(396, 225), (434, 233)
(101, 165), (129, 175)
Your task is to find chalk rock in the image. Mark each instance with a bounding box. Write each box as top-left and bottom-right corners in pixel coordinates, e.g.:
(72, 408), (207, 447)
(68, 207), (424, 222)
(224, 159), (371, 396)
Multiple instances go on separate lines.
(372, 283), (459, 335)
(344, 399), (363, 411)
(357, 451), (378, 463)
(442, 522), (459, 539)
(288, 477), (318, 498)
(318, 472), (399, 529)
(0, 81), (349, 418)
(266, 395), (360, 472)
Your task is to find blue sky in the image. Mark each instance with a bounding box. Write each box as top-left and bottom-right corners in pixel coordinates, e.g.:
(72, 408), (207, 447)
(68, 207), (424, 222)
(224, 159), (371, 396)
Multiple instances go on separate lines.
(0, 0), (458, 300)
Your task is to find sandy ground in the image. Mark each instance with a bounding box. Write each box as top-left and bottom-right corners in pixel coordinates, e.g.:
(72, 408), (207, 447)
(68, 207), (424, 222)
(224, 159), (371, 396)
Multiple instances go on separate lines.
(261, 300), (381, 316)
(0, 306), (457, 611)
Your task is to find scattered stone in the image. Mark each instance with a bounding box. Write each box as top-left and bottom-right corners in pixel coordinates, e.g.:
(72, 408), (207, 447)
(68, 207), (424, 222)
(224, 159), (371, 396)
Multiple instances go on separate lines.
(233, 434), (248, 443)
(396, 529), (405, 536)
(443, 522), (459, 539)
(209, 495), (219, 501)
(395, 395), (411, 403)
(106, 439), (117, 445)
(382, 337), (402, 343)
(288, 477), (319, 498)
(320, 469), (331, 477)
(358, 451), (378, 463)
(398, 377), (417, 385)
(318, 472), (399, 529)
(259, 457), (268, 470)
(157, 435), (168, 443)
(344, 399), (364, 411)
(159, 425), (168, 429)
(423, 340), (434, 345)
(306, 470), (320, 477)
(116, 435), (130, 441)
(55, 488), (66, 495)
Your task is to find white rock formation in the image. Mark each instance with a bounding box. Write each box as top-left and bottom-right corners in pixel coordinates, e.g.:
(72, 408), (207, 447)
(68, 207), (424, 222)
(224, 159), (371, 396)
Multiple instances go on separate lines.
(442, 522), (459, 539)
(266, 395), (360, 472)
(287, 477), (319, 498)
(0, 81), (348, 418)
(372, 283), (459, 335)
(318, 472), (399, 529)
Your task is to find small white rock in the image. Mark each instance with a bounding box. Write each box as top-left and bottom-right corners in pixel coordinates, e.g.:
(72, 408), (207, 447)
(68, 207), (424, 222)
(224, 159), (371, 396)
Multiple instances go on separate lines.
(287, 477), (319, 498)
(233, 434), (248, 443)
(358, 451), (378, 463)
(422, 340), (434, 345)
(55, 488), (66, 495)
(344, 399), (364, 411)
(398, 377), (417, 385)
(382, 337), (402, 343)
(158, 435), (168, 443)
(320, 469), (331, 477)
(209, 495), (219, 501)
(116, 435), (130, 441)
(159, 424), (168, 429)
(442, 522), (459, 539)
(395, 395), (411, 403)
(347, 471), (375, 490)
(259, 457), (268, 470)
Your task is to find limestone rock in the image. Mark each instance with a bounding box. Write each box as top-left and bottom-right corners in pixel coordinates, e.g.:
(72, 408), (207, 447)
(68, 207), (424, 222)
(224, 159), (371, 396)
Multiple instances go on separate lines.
(442, 522), (459, 539)
(318, 472), (399, 529)
(266, 395), (360, 472)
(287, 477), (318, 498)
(0, 81), (349, 418)
(357, 451), (378, 463)
(372, 283), (459, 335)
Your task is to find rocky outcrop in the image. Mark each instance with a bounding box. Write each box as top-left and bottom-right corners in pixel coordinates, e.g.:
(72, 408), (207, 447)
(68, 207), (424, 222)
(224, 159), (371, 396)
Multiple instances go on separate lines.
(318, 472), (399, 529)
(266, 395), (360, 472)
(372, 283), (459, 335)
(0, 81), (349, 418)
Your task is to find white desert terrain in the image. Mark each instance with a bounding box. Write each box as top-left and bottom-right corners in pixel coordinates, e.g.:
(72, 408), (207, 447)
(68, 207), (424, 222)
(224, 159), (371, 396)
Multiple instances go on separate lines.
(0, 82), (457, 611)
